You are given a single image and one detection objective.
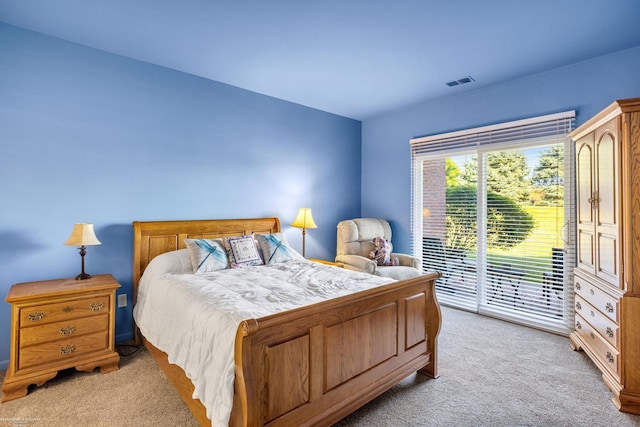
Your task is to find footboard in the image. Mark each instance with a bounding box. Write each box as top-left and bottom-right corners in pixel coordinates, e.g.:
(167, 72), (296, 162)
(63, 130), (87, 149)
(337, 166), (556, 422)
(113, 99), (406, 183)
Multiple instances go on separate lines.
(231, 272), (441, 427)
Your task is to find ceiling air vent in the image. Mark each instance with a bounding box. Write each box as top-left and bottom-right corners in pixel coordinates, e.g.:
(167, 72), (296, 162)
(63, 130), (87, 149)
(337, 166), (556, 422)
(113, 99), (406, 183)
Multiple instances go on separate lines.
(446, 76), (475, 87)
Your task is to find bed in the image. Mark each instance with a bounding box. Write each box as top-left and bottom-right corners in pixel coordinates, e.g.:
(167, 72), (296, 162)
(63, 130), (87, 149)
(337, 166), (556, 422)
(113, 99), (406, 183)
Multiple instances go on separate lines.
(132, 217), (441, 426)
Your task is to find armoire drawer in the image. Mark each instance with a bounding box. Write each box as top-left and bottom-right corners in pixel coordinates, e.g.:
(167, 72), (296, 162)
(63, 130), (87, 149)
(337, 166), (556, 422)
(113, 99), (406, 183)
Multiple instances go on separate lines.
(574, 276), (618, 323)
(574, 295), (618, 348)
(574, 313), (619, 377)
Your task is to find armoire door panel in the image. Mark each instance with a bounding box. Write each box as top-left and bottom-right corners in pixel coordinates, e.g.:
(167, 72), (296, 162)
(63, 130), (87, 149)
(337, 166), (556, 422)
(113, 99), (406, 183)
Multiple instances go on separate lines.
(594, 120), (620, 286)
(576, 137), (596, 274)
(578, 230), (595, 269)
(577, 140), (594, 224)
(597, 233), (618, 280)
(596, 130), (618, 228)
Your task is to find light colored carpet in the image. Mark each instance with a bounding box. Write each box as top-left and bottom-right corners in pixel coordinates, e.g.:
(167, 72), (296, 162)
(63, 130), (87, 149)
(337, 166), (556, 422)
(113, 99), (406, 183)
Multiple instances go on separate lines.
(1, 306), (639, 426)
(336, 307), (640, 427)
(0, 342), (198, 427)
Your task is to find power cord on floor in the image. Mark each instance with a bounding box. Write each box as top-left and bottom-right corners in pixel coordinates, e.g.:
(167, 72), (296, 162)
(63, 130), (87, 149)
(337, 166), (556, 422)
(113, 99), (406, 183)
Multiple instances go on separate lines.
(116, 341), (141, 357)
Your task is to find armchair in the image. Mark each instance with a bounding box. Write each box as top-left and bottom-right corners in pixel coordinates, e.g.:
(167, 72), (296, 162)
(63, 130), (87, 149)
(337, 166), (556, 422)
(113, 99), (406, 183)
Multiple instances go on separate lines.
(335, 218), (422, 280)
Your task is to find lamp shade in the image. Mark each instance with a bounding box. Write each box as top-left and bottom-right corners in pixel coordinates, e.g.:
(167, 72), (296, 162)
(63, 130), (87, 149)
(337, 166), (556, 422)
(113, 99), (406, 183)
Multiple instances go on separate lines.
(291, 208), (317, 229)
(64, 223), (102, 246)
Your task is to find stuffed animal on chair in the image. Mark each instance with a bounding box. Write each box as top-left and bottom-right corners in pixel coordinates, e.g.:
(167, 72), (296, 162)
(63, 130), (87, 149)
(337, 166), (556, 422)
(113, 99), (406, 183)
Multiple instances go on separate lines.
(370, 236), (398, 266)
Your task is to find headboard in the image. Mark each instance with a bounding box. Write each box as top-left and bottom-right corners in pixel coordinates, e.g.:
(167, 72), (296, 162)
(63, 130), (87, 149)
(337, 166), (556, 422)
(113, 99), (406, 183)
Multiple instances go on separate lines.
(132, 217), (281, 305)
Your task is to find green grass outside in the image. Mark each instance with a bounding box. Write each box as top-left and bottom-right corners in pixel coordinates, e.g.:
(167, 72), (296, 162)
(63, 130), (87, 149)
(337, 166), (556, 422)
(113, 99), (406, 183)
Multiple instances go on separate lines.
(485, 205), (564, 284)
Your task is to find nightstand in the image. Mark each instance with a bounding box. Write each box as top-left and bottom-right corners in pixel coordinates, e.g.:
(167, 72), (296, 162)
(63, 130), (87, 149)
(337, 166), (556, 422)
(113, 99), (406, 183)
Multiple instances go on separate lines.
(1, 274), (121, 402)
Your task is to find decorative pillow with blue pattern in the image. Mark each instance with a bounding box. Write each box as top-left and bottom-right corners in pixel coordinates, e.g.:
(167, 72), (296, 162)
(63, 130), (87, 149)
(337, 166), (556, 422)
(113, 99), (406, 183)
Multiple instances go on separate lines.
(255, 232), (303, 265)
(184, 238), (229, 273)
(223, 234), (264, 268)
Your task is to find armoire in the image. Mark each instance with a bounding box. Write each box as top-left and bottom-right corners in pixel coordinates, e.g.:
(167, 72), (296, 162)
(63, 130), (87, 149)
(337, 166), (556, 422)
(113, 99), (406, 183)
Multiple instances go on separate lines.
(569, 97), (640, 414)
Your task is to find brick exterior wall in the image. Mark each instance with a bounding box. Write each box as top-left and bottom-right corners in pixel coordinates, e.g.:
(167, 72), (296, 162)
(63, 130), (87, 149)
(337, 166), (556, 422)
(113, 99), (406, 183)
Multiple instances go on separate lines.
(422, 159), (446, 241)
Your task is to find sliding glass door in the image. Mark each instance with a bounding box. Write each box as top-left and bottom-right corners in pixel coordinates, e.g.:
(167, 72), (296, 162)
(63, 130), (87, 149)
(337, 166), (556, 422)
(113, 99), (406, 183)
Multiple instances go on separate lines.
(416, 140), (574, 333)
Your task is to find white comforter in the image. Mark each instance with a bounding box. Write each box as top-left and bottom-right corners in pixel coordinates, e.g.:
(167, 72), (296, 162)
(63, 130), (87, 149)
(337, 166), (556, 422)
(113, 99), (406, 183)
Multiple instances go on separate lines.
(133, 255), (393, 426)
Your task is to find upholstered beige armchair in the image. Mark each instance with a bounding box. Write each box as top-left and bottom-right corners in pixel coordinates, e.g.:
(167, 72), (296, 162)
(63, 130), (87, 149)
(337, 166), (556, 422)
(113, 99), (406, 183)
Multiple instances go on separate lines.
(335, 218), (422, 280)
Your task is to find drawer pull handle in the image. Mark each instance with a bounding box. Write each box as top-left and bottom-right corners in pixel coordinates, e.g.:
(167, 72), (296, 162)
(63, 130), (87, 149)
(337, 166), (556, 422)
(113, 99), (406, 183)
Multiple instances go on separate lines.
(60, 326), (75, 336)
(63, 306), (74, 313)
(90, 301), (105, 311)
(590, 289), (594, 295)
(576, 301), (582, 310)
(59, 344), (75, 355)
(590, 310), (595, 317)
(590, 332), (595, 339)
(606, 302), (614, 313)
(606, 327), (614, 338)
(576, 320), (582, 330)
(575, 283), (581, 291)
(28, 311), (45, 321)
(606, 352), (614, 363)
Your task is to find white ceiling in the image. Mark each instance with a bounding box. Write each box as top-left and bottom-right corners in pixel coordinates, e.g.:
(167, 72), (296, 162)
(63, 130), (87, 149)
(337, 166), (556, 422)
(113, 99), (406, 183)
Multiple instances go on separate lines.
(2, 0), (640, 120)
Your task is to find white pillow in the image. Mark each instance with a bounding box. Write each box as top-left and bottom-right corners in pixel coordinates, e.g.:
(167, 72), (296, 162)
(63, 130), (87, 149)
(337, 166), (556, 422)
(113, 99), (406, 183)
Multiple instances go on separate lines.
(184, 238), (229, 273)
(255, 232), (304, 264)
(224, 234), (264, 268)
(142, 249), (193, 277)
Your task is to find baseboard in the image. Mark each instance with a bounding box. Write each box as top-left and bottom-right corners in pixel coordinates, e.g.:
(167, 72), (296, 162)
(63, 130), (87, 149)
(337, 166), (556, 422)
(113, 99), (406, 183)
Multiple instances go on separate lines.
(116, 331), (134, 344)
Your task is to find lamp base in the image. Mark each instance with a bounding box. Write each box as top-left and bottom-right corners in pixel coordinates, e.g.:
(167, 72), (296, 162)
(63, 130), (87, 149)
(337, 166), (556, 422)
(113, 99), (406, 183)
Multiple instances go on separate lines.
(75, 245), (91, 280)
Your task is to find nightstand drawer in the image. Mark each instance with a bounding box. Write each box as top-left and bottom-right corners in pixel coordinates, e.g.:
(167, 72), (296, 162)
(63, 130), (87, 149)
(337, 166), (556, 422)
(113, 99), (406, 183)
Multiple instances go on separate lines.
(18, 331), (110, 371)
(20, 295), (111, 327)
(574, 276), (618, 323)
(20, 314), (109, 347)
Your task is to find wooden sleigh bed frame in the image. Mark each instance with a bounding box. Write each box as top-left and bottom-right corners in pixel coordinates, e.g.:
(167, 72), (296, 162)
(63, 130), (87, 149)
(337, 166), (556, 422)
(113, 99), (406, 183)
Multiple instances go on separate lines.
(132, 217), (441, 426)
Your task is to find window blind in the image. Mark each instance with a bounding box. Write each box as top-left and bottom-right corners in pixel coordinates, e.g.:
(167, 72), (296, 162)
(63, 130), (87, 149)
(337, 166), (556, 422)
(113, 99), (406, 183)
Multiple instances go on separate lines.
(411, 111), (575, 156)
(411, 111), (576, 334)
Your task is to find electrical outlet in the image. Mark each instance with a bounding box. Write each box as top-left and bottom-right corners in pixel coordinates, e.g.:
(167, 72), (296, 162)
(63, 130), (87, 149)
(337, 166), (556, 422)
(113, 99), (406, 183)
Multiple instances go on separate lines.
(117, 293), (127, 308)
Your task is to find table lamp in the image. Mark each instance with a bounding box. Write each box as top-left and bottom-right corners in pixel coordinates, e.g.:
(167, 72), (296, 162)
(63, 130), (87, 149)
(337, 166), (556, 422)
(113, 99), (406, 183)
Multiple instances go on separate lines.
(64, 223), (101, 280)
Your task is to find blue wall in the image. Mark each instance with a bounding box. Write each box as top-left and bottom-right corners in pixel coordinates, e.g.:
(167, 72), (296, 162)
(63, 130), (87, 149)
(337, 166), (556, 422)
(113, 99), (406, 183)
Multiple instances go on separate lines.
(361, 45), (640, 255)
(0, 24), (362, 368)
